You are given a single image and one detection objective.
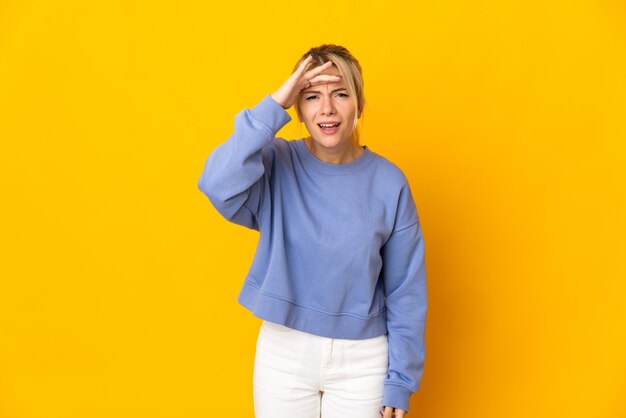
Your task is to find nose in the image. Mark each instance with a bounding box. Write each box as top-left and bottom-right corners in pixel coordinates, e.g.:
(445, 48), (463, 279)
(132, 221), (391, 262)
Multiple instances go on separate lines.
(320, 96), (336, 116)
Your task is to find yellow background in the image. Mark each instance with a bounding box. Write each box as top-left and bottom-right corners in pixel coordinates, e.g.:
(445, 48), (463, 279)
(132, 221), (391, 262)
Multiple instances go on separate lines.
(1, 0), (625, 417)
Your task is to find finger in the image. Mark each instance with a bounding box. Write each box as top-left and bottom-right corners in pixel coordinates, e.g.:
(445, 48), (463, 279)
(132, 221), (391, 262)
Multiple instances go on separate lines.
(295, 54), (314, 76)
(311, 73), (342, 80)
(307, 74), (342, 86)
(304, 60), (334, 79)
(395, 409), (406, 418)
(382, 406), (394, 418)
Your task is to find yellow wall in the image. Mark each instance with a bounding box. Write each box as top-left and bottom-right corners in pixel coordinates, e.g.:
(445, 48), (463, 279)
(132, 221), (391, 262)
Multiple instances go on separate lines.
(1, 0), (625, 417)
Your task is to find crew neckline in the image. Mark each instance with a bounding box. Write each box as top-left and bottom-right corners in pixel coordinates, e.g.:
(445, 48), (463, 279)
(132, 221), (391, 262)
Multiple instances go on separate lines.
(293, 138), (376, 175)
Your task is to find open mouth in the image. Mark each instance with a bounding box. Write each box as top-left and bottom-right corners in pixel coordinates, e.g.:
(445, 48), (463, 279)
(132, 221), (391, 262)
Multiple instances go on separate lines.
(317, 122), (341, 134)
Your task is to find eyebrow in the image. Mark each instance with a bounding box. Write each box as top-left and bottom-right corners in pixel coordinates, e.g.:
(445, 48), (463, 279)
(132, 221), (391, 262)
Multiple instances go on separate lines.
(302, 87), (348, 94)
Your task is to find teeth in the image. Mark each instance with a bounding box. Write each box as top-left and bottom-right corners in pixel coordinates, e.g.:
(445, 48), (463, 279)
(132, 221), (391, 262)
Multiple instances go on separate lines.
(319, 123), (339, 128)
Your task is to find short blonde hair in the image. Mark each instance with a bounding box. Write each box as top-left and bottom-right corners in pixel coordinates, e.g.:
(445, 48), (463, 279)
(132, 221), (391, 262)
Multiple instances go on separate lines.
(292, 44), (366, 146)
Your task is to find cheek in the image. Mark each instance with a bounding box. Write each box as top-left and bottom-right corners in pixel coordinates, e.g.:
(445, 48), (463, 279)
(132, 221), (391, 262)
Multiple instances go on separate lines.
(338, 101), (356, 115)
(300, 107), (317, 124)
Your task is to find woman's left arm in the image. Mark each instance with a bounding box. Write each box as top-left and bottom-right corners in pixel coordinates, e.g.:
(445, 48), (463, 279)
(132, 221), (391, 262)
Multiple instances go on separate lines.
(380, 182), (428, 414)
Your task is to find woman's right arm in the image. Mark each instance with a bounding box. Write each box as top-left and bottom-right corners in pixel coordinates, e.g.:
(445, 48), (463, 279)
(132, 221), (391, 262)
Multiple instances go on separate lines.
(197, 55), (341, 230)
(197, 94), (291, 230)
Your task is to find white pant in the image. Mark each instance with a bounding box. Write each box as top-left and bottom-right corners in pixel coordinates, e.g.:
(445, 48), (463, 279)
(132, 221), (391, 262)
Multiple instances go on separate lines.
(253, 320), (389, 418)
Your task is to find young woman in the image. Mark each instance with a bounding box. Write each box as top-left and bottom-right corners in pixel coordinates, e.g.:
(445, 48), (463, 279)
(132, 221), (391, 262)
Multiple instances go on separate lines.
(198, 44), (428, 418)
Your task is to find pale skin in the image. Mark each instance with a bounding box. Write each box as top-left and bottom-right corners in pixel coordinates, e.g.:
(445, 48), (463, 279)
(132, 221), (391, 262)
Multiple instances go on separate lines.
(270, 54), (408, 418)
(270, 54), (366, 165)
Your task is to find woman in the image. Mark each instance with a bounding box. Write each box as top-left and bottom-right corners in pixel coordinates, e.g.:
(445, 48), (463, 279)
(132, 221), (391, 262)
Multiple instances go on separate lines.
(198, 44), (427, 418)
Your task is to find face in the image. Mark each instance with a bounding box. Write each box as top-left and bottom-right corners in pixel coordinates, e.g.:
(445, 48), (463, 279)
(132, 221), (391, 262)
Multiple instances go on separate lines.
(298, 64), (357, 149)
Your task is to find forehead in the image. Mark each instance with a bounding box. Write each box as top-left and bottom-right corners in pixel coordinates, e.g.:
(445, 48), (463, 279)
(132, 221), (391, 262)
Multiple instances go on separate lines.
(317, 64), (342, 77)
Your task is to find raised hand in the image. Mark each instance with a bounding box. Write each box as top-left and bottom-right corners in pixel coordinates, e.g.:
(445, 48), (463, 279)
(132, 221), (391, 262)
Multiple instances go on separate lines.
(270, 55), (342, 109)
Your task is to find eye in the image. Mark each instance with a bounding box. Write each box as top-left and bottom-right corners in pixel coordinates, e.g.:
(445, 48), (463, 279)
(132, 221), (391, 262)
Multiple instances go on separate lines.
(337, 92), (349, 97)
(305, 95), (317, 100)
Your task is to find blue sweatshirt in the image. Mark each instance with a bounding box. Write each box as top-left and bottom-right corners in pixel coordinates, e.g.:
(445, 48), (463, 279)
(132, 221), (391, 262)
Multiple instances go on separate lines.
(197, 94), (428, 413)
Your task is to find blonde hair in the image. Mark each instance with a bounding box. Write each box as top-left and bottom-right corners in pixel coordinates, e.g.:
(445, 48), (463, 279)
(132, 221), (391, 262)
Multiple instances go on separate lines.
(292, 44), (366, 146)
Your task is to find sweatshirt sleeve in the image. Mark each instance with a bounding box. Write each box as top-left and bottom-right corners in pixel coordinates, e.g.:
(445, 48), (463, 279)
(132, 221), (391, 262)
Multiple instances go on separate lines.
(381, 182), (428, 413)
(197, 94), (291, 230)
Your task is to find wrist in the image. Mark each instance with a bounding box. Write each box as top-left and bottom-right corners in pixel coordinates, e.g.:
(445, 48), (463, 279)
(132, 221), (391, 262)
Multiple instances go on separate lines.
(270, 93), (289, 109)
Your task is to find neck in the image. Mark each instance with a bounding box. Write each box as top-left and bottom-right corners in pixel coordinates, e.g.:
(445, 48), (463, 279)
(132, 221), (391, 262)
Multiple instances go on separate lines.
(304, 137), (364, 164)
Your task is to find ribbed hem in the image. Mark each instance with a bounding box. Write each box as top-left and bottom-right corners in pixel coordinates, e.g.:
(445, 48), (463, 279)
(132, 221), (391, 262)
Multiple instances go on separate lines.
(383, 384), (414, 413)
(237, 279), (388, 339)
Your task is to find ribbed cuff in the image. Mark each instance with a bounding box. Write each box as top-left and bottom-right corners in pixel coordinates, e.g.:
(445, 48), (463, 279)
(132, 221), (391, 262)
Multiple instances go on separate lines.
(248, 94), (292, 134)
(383, 384), (413, 413)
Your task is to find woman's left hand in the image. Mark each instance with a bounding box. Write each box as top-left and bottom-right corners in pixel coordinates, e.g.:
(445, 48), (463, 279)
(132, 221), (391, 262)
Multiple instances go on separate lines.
(381, 405), (407, 417)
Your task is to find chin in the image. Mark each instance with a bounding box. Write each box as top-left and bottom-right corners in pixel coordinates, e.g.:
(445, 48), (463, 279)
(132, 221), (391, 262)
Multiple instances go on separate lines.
(311, 134), (349, 148)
